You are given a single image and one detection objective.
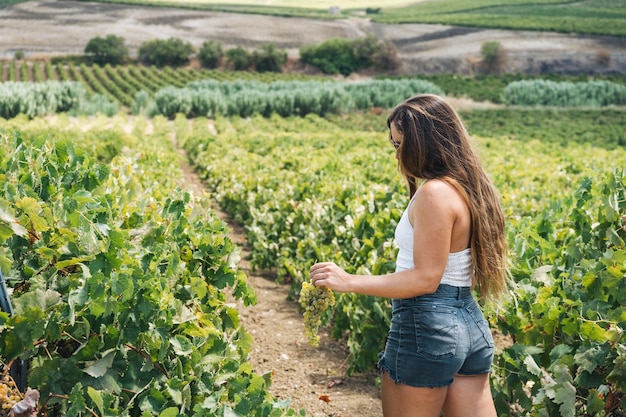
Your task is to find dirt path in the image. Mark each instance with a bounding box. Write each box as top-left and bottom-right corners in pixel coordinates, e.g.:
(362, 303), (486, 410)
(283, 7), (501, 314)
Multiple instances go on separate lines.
(173, 123), (383, 417)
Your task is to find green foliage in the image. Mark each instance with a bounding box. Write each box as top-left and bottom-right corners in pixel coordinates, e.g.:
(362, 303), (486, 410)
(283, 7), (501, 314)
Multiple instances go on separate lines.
(372, 0), (626, 37)
(503, 79), (626, 107)
(0, 117), (295, 416)
(252, 43), (287, 73)
(131, 89), (154, 115)
(84, 35), (129, 66)
(492, 169), (626, 416)
(138, 38), (195, 67)
(181, 109), (626, 417)
(198, 40), (224, 69)
(300, 38), (356, 76)
(72, 93), (119, 117)
(0, 81), (85, 119)
(300, 35), (399, 76)
(460, 108), (626, 149)
(379, 73), (626, 104)
(226, 46), (253, 71)
(480, 40), (503, 74)
(13, 51), (24, 60)
(151, 78), (442, 119)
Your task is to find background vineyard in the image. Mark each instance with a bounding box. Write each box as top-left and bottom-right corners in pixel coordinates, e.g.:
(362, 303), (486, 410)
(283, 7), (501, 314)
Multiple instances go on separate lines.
(0, 61), (326, 107)
(2, 61), (625, 112)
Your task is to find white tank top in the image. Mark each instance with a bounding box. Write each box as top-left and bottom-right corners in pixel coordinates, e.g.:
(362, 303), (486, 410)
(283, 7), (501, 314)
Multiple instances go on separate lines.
(394, 195), (473, 287)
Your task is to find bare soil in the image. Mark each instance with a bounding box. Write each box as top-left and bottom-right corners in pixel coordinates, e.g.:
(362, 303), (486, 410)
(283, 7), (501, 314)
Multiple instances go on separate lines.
(1, 0), (625, 74)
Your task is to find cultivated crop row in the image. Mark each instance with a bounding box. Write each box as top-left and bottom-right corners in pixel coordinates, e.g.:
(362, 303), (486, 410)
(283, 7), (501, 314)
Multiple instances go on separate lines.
(180, 112), (626, 416)
(0, 61), (325, 106)
(0, 115), (299, 416)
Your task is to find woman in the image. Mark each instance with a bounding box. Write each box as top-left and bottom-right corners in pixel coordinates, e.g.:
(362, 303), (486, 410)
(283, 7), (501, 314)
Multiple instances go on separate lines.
(310, 94), (507, 417)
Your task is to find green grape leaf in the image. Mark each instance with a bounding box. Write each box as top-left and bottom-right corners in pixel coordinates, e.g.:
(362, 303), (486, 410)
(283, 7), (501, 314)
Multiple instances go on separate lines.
(0, 207), (28, 238)
(66, 383), (86, 417)
(524, 355), (542, 376)
(580, 321), (607, 342)
(555, 384), (576, 417)
(83, 349), (116, 378)
(13, 289), (61, 314)
(15, 196), (49, 232)
(170, 336), (193, 356)
(158, 407), (179, 417)
(586, 389), (605, 414)
(87, 386), (105, 416)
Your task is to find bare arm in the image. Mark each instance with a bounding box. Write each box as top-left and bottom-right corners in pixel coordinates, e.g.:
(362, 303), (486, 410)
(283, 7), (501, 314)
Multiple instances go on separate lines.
(310, 180), (468, 298)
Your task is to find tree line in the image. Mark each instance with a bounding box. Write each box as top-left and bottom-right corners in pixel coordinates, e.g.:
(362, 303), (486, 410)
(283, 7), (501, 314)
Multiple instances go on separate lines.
(83, 34), (401, 76)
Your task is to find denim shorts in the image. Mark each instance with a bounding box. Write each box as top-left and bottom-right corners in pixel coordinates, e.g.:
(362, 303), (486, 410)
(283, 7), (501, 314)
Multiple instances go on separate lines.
(377, 284), (495, 388)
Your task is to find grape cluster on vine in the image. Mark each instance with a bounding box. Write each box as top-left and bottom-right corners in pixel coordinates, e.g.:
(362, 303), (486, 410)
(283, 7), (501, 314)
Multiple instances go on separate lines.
(298, 281), (335, 347)
(0, 373), (22, 414)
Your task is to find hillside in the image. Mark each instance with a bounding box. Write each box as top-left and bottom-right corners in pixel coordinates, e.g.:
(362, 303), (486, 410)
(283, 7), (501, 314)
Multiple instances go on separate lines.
(0, 0), (625, 75)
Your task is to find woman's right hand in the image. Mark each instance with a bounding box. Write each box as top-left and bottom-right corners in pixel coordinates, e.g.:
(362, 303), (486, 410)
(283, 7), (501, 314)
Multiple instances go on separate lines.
(309, 262), (353, 293)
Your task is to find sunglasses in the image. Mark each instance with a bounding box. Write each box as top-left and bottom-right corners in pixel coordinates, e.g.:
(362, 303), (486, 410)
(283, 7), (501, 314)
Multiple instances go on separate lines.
(389, 135), (401, 150)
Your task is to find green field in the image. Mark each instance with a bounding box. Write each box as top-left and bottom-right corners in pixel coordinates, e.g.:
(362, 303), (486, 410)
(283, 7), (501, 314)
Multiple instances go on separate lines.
(373, 0), (626, 36)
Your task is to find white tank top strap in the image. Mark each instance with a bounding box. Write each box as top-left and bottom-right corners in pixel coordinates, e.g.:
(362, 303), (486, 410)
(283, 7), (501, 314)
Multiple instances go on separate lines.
(394, 194), (472, 287)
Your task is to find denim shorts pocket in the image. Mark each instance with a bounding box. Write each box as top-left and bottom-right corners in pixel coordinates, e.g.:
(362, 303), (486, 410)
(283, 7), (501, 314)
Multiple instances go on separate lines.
(413, 304), (458, 359)
(466, 302), (495, 348)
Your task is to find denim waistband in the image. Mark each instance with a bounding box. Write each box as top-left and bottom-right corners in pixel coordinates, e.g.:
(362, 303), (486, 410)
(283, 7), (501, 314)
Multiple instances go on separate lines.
(392, 284), (473, 308)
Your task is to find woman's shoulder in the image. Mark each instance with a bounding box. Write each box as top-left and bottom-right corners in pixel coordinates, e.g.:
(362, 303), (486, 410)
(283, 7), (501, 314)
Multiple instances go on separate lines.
(413, 178), (468, 214)
(417, 178), (460, 198)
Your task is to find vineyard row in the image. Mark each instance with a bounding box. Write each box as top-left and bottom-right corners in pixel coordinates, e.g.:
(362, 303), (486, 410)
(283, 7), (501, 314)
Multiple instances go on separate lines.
(0, 60), (324, 106)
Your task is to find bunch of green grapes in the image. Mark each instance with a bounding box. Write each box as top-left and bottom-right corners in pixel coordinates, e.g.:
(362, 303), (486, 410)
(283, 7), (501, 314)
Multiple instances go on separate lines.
(0, 373), (22, 413)
(298, 282), (335, 347)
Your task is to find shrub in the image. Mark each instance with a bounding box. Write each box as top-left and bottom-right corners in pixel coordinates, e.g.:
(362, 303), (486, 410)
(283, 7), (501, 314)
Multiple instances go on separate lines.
(0, 81), (85, 119)
(226, 46), (253, 71)
(150, 78), (443, 119)
(14, 50), (24, 60)
(131, 90), (153, 115)
(252, 43), (287, 73)
(480, 41), (505, 74)
(138, 38), (194, 67)
(596, 49), (611, 66)
(84, 35), (129, 66)
(198, 40), (224, 69)
(72, 93), (119, 117)
(352, 35), (380, 70)
(371, 41), (401, 72)
(502, 79), (626, 107)
(300, 35), (399, 76)
(300, 38), (356, 76)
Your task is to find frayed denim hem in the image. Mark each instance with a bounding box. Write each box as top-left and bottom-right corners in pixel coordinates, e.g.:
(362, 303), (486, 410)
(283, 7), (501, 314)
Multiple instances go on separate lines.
(457, 368), (492, 376)
(377, 356), (453, 388)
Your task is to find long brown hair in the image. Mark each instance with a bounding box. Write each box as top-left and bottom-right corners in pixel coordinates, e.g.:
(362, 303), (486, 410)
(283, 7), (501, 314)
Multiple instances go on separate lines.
(387, 94), (507, 300)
